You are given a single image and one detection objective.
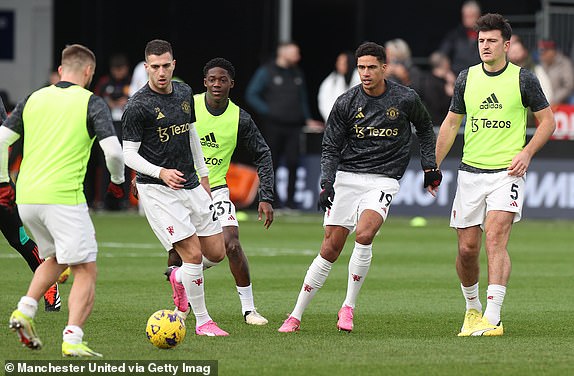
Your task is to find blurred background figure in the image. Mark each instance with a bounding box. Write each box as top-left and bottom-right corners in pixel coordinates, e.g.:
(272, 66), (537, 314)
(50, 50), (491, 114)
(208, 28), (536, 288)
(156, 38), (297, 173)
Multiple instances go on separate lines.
(418, 51), (456, 126)
(246, 42), (323, 209)
(507, 35), (553, 104)
(439, 0), (482, 75)
(384, 38), (423, 91)
(129, 60), (148, 97)
(317, 51), (357, 122)
(537, 39), (574, 105)
(91, 53), (132, 210)
(94, 53), (131, 121)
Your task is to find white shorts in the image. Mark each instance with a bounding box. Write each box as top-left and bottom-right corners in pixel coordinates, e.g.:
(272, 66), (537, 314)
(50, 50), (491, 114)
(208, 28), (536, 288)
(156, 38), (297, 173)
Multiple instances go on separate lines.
(324, 171), (400, 232)
(18, 203), (98, 265)
(450, 170), (525, 228)
(212, 187), (238, 227)
(137, 184), (222, 251)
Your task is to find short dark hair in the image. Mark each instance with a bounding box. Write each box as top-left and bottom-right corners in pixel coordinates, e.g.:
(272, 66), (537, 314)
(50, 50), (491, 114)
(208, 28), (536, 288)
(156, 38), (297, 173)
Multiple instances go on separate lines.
(144, 39), (173, 60)
(475, 13), (512, 41)
(355, 41), (386, 63)
(203, 58), (235, 79)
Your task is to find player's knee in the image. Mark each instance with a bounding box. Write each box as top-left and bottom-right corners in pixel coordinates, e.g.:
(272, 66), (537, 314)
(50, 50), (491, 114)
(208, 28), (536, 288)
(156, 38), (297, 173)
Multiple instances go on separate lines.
(225, 239), (243, 260)
(355, 231), (376, 245)
(458, 243), (480, 260)
(167, 249), (182, 267)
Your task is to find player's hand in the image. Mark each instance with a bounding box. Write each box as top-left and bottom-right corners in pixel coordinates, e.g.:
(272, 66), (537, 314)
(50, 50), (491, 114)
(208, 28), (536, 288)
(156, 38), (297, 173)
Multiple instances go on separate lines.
(317, 181), (334, 211)
(159, 168), (186, 190)
(424, 169), (442, 197)
(507, 150), (531, 177)
(130, 177), (138, 199)
(0, 181), (16, 209)
(200, 176), (212, 198)
(106, 182), (125, 200)
(258, 201), (273, 229)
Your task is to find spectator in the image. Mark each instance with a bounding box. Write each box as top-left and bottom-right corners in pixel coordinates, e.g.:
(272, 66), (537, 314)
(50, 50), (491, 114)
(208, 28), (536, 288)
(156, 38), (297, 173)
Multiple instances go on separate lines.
(93, 53), (132, 210)
(508, 35), (553, 104)
(439, 0), (482, 75)
(385, 38), (423, 92)
(538, 39), (574, 105)
(317, 51), (357, 122)
(418, 51), (456, 126)
(245, 42), (323, 209)
(129, 60), (148, 97)
(94, 53), (131, 121)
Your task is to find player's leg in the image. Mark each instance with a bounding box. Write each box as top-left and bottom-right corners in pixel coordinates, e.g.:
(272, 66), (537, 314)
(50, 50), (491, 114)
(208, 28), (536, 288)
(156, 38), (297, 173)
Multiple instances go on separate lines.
(49, 203), (102, 357)
(480, 210), (513, 331)
(278, 225), (348, 333)
(450, 171), (488, 336)
(0, 201), (61, 311)
(223, 225), (268, 325)
(174, 235), (228, 336)
(455, 226), (484, 335)
(337, 209), (383, 332)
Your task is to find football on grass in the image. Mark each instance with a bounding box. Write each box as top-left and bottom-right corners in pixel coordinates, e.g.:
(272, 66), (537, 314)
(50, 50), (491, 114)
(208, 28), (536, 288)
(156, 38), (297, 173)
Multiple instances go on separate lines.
(146, 309), (186, 349)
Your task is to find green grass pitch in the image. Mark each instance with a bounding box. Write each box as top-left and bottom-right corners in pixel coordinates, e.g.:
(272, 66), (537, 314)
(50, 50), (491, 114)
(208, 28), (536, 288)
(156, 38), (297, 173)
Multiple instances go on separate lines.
(1, 212), (573, 375)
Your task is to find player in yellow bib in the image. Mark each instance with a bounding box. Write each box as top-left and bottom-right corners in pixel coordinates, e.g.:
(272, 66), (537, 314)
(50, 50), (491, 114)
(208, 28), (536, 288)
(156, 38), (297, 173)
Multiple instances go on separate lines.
(436, 14), (556, 336)
(166, 58), (274, 325)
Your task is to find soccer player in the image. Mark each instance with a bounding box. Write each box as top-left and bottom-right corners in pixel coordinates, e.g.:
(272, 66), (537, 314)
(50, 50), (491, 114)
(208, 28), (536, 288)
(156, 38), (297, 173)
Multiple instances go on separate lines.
(165, 57), (274, 325)
(2, 44), (125, 356)
(0, 96), (61, 312)
(278, 41), (441, 333)
(435, 14), (556, 336)
(122, 39), (229, 336)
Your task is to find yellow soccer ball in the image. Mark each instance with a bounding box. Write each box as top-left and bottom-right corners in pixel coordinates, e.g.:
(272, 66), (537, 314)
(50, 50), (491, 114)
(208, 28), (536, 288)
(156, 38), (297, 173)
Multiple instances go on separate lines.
(146, 309), (186, 349)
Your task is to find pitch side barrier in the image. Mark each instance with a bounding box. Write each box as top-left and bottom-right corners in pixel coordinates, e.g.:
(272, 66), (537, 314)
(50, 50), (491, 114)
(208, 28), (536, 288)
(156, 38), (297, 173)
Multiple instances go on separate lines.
(276, 134), (574, 219)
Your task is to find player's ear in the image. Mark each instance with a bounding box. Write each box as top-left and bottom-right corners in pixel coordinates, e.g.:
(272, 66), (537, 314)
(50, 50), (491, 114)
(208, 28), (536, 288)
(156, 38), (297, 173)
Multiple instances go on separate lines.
(204, 78), (208, 88)
(230, 79), (235, 89)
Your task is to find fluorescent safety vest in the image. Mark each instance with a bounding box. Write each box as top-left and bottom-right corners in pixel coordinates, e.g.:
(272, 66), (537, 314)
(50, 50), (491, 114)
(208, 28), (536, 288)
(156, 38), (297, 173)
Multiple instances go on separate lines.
(194, 93), (239, 187)
(17, 85), (94, 204)
(462, 62), (527, 169)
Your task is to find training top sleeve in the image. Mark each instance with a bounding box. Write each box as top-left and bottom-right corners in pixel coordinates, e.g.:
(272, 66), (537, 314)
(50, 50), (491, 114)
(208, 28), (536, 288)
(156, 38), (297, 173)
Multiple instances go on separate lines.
(519, 68), (550, 112)
(87, 95), (119, 141)
(449, 69), (469, 114)
(320, 95), (347, 185)
(409, 93), (438, 170)
(0, 97), (7, 122)
(238, 109), (274, 203)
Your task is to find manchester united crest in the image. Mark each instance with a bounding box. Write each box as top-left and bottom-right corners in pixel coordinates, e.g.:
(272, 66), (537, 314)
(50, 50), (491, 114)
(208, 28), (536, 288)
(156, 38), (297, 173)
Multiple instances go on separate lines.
(386, 107), (400, 120)
(181, 101), (191, 114)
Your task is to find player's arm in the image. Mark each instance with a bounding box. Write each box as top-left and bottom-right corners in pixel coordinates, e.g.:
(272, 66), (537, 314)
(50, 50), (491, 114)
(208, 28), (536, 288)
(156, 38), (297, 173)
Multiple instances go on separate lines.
(238, 112), (274, 204)
(188, 121), (211, 196)
(121, 101), (183, 189)
(0, 98), (26, 183)
(436, 69), (467, 167)
(508, 69), (557, 176)
(238, 111), (274, 228)
(88, 96), (125, 185)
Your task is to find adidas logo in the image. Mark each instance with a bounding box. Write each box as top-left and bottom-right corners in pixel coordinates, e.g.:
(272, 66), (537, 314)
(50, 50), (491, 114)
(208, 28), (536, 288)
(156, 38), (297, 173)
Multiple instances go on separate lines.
(200, 132), (219, 148)
(480, 93), (503, 109)
(355, 107), (365, 119)
(156, 111), (165, 120)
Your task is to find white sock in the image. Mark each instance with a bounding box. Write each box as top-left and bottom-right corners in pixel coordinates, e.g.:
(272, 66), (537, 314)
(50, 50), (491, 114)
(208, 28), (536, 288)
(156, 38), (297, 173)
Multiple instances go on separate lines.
(461, 283), (482, 312)
(343, 242), (372, 309)
(63, 325), (83, 345)
(180, 262), (212, 327)
(290, 255), (332, 320)
(202, 255), (219, 270)
(17, 296), (38, 319)
(237, 284), (255, 315)
(484, 284), (506, 325)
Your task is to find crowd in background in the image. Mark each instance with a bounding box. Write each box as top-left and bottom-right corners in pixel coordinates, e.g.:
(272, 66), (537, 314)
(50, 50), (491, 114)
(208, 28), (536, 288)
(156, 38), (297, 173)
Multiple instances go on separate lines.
(2, 0), (573, 212)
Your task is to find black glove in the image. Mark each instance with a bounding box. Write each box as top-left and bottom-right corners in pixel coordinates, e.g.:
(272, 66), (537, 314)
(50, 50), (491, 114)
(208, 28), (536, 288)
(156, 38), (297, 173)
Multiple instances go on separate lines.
(317, 181), (335, 211)
(0, 181), (16, 209)
(423, 169), (442, 189)
(106, 182), (125, 200)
